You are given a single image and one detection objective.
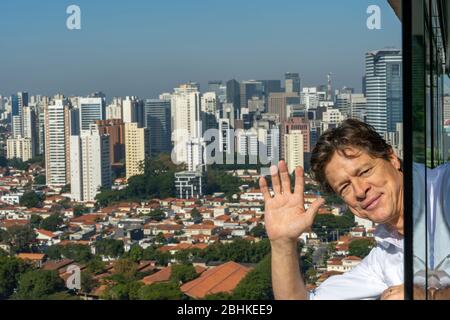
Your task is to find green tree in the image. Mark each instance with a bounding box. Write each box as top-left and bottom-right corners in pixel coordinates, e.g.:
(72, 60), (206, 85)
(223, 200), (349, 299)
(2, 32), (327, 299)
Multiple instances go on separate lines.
(0, 257), (30, 299)
(324, 193), (345, 206)
(95, 239), (124, 258)
(190, 208), (202, 224)
(15, 270), (65, 300)
(205, 170), (243, 200)
(86, 257), (107, 275)
(349, 238), (376, 258)
(61, 244), (92, 263)
(113, 259), (138, 281)
(73, 205), (89, 217)
(19, 191), (41, 208)
(95, 154), (183, 207)
(80, 271), (98, 294)
(4, 226), (37, 254)
(232, 254), (273, 300)
(101, 281), (143, 300)
(45, 245), (62, 260)
(34, 175), (46, 185)
(155, 232), (166, 245)
(138, 282), (184, 300)
(250, 224), (267, 238)
(305, 268), (318, 284)
(170, 264), (198, 284)
(30, 215), (43, 229)
(39, 214), (64, 232)
(7, 158), (28, 170)
(149, 209), (166, 222)
(174, 250), (190, 264)
(128, 245), (144, 263)
(142, 246), (171, 266)
(45, 244), (93, 263)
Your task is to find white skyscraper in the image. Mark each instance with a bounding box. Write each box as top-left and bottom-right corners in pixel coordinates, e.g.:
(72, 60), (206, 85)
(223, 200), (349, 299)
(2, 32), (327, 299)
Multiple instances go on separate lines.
(301, 87), (319, 110)
(349, 94), (368, 121)
(79, 97), (105, 131)
(322, 108), (345, 132)
(236, 129), (258, 157)
(186, 138), (205, 172)
(171, 83), (202, 167)
(22, 106), (37, 156)
(106, 98), (123, 120)
(70, 125), (111, 202)
(365, 49), (402, 135)
(45, 100), (71, 187)
(201, 92), (218, 114)
(12, 116), (22, 138)
(122, 96), (143, 125)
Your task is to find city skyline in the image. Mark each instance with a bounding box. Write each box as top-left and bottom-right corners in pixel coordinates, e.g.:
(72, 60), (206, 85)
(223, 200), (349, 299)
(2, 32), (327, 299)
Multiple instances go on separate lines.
(0, 0), (401, 98)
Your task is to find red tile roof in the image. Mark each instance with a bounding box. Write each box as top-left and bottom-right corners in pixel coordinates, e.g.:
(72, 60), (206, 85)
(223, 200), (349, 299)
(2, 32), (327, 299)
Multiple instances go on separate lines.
(343, 256), (362, 261)
(17, 253), (46, 261)
(141, 265), (205, 286)
(36, 229), (57, 238)
(42, 259), (75, 271)
(70, 214), (104, 225)
(180, 261), (252, 299)
(0, 220), (30, 228)
(186, 224), (216, 230)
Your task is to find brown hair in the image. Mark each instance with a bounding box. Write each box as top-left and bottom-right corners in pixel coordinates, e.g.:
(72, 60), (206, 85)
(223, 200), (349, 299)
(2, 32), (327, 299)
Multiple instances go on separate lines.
(310, 119), (393, 194)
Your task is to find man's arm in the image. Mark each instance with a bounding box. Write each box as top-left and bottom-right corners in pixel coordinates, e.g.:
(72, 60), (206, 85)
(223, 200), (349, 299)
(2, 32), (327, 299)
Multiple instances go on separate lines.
(271, 240), (308, 300)
(259, 161), (324, 300)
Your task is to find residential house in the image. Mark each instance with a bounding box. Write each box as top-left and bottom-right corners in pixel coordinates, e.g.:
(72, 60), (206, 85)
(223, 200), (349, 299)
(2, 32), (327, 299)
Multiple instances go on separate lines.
(180, 261), (252, 299)
(16, 253), (47, 268)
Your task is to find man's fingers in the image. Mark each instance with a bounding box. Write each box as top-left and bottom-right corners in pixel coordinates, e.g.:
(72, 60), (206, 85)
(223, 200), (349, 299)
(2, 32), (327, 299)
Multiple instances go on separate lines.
(305, 197), (325, 223)
(279, 160), (292, 194)
(270, 165), (282, 195)
(294, 166), (305, 197)
(259, 176), (272, 202)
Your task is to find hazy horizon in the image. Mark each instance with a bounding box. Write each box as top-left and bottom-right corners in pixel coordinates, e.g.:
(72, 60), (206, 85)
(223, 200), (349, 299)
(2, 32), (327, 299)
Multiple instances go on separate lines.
(0, 0), (401, 99)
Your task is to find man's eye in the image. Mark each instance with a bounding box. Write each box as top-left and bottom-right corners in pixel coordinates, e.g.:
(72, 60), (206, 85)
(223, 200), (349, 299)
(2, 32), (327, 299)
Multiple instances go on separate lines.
(361, 168), (371, 176)
(340, 184), (349, 195)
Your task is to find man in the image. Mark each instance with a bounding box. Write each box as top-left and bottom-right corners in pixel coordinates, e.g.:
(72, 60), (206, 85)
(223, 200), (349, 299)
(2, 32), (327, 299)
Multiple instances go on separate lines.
(259, 119), (405, 300)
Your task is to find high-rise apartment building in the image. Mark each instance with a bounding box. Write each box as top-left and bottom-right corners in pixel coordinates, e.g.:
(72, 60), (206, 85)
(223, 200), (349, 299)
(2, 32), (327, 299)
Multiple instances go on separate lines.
(125, 122), (149, 180)
(44, 100), (71, 187)
(284, 131), (304, 174)
(96, 119), (125, 165)
(70, 125), (111, 202)
(6, 137), (33, 162)
(171, 83), (202, 166)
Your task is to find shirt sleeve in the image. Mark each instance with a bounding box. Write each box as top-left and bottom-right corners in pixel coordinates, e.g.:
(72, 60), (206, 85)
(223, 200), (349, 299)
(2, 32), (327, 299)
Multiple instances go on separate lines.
(309, 247), (389, 300)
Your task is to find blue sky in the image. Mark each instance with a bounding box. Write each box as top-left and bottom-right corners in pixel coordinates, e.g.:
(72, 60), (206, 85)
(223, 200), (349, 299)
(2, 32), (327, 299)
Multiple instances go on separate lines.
(0, 0), (401, 99)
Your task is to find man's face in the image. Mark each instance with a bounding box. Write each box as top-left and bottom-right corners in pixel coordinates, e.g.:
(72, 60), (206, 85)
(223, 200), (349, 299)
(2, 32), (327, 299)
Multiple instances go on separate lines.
(324, 147), (403, 225)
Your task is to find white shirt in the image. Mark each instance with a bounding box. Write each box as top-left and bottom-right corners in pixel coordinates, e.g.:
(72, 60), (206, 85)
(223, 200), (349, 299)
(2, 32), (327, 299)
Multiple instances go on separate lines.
(309, 224), (404, 300)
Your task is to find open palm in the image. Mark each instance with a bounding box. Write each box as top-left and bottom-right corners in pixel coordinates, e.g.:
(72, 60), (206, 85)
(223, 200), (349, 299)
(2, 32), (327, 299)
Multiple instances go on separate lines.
(259, 160), (325, 243)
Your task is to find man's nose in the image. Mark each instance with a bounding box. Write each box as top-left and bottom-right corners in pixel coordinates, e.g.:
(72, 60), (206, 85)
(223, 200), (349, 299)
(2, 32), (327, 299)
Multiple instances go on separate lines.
(353, 178), (370, 201)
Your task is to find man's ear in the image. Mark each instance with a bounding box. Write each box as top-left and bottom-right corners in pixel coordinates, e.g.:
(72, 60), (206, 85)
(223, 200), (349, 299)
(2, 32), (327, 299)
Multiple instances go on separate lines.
(388, 148), (401, 171)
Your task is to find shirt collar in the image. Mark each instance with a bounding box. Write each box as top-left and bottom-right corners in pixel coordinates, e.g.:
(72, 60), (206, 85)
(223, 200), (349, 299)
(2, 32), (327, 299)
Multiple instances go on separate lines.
(373, 224), (404, 251)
